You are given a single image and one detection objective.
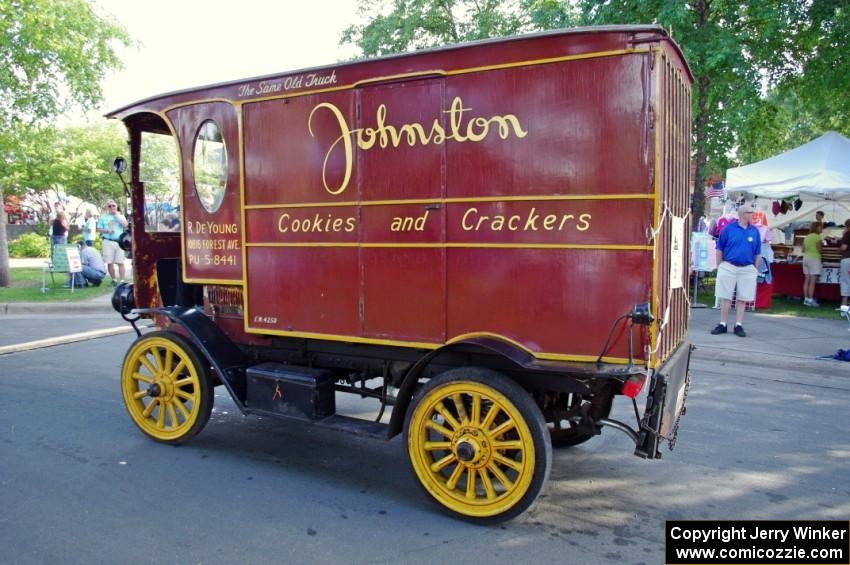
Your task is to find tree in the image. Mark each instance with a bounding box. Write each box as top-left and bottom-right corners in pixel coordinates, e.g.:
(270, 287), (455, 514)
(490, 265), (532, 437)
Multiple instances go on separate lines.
(54, 122), (129, 219)
(575, 0), (810, 218)
(737, 89), (818, 165)
(0, 0), (129, 286)
(740, 1), (849, 163)
(788, 0), (849, 135)
(0, 122), (132, 233)
(0, 123), (62, 286)
(341, 0), (536, 56)
(341, 1), (843, 220)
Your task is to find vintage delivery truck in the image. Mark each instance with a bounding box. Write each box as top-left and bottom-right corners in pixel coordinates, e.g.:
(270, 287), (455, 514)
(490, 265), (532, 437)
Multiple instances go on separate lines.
(107, 25), (693, 523)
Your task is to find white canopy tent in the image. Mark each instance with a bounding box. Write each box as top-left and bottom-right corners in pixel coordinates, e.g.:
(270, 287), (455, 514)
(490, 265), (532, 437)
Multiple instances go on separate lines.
(725, 131), (850, 231)
(727, 131), (850, 199)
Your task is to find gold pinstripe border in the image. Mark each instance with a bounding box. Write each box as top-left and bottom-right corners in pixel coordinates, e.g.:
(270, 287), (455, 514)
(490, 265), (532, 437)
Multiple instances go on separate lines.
(353, 70), (448, 87)
(649, 50), (662, 370)
(244, 193), (656, 210)
(240, 325), (642, 365)
(238, 104), (251, 333)
(159, 106), (247, 287)
(127, 46), (664, 363)
(157, 47), (654, 114)
(244, 242), (653, 250)
(183, 277), (242, 285)
(446, 332), (646, 364)
(447, 48), (647, 77)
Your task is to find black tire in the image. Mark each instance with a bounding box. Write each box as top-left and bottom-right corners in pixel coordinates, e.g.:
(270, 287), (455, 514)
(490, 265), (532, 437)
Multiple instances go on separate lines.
(120, 331), (214, 444)
(404, 367), (552, 524)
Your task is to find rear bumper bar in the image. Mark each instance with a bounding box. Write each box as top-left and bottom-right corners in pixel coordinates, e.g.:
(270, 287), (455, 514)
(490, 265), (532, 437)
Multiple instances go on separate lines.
(634, 342), (693, 458)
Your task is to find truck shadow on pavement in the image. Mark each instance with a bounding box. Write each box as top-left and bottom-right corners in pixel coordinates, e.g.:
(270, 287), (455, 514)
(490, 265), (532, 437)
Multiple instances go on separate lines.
(110, 355), (849, 561)
(532, 360), (850, 559)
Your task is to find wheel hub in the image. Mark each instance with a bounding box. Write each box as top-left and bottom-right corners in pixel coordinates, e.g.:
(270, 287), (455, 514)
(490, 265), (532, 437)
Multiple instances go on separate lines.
(149, 378), (174, 401)
(456, 440), (477, 461)
(452, 427), (491, 468)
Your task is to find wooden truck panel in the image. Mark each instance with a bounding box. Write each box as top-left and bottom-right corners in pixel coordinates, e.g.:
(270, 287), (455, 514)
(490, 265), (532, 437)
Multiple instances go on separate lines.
(168, 102), (243, 283)
(110, 26), (692, 368)
(108, 28), (695, 524)
(239, 55), (659, 360)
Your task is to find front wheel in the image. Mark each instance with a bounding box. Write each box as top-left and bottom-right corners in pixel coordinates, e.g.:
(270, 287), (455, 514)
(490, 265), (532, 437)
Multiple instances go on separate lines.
(404, 368), (551, 524)
(121, 331), (213, 444)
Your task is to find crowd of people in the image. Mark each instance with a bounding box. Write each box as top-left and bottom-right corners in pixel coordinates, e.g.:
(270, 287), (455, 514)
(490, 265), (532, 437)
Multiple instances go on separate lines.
(47, 200), (129, 288)
(15, 197), (182, 290)
(700, 201), (849, 338)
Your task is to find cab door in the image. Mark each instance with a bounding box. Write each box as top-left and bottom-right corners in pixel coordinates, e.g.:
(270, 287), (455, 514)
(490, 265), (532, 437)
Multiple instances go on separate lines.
(166, 102), (244, 284)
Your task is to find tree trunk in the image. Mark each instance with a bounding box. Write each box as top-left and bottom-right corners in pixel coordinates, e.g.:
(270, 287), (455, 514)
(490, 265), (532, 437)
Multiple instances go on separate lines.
(0, 184), (11, 288)
(692, 74), (710, 220)
(691, 0), (712, 220)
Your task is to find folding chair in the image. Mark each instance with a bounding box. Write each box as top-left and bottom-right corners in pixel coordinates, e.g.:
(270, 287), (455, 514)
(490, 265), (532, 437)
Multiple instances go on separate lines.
(41, 244), (77, 292)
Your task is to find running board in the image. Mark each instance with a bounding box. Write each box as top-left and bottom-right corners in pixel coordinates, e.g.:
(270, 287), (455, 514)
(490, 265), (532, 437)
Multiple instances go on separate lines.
(243, 408), (389, 440)
(313, 415), (388, 439)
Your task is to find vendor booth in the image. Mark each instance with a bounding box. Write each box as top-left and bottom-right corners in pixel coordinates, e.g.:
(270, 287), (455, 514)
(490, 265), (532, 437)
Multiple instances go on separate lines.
(726, 131), (850, 302)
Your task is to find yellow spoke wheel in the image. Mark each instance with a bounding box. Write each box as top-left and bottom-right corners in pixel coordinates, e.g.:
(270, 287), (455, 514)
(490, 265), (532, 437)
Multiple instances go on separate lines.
(121, 331), (213, 444)
(405, 368), (551, 524)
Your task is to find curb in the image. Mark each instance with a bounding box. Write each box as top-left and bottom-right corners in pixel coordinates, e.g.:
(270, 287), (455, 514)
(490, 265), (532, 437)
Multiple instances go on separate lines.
(1, 300), (113, 315)
(0, 325), (137, 356)
(691, 344), (850, 377)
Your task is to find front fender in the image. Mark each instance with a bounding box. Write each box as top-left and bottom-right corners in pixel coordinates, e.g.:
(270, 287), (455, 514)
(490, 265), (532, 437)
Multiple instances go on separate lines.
(134, 306), (249, 413)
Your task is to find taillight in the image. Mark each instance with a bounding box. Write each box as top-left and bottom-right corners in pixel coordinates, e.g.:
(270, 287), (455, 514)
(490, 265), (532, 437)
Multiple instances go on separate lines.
(622, 375), (646, 398)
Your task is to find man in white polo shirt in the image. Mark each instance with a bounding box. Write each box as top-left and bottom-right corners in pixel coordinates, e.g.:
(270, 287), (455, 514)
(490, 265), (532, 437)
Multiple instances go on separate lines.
(97, 200), (128, 287)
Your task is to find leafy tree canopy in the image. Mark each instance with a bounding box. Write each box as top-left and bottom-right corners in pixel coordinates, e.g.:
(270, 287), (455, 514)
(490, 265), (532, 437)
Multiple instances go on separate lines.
(55, 122), (129, 211)
(0, 122), (128, 220)
(342, 0), (529, 56)
(0, 0), (130, 190)
(341, 0), (847, 218)
(742, 0), (849, 163)
(791, 0), (848, 131)
(0, 0), (130, 127)
(0, 0), (130, 286)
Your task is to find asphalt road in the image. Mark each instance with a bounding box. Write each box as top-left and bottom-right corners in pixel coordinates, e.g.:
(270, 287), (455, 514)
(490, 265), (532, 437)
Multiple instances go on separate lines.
(1, 318), (848, 564)
(0, 314), (125, 347)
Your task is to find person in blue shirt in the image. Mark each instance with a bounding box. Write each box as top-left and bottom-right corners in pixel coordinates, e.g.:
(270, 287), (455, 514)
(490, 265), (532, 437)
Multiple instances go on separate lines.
(711, 203), (761, 337)
(68, 240), (107, 287)
(97, 200), (128, 286)
(82, 209), (97, 247)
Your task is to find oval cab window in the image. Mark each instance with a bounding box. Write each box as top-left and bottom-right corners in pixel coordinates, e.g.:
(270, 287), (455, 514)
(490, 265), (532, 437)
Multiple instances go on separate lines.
(193, 120), (227, 213)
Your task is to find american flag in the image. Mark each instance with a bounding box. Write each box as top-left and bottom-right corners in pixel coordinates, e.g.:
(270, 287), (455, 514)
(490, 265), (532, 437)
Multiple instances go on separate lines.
(705, 181), (725, 199)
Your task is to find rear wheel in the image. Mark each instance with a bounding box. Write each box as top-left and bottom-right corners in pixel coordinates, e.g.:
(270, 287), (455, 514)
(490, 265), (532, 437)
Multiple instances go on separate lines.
(121, 331), (213, 444)
(405, 368), (551, 524)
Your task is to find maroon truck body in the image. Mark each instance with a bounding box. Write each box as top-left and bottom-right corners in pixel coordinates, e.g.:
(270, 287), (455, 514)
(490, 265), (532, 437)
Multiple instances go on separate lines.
(109, 25), (694, 523)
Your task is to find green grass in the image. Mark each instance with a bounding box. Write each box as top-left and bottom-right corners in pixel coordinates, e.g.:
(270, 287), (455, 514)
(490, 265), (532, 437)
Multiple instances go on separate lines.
(0, 268), (113, 303)
(694, 276), (845, 320)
